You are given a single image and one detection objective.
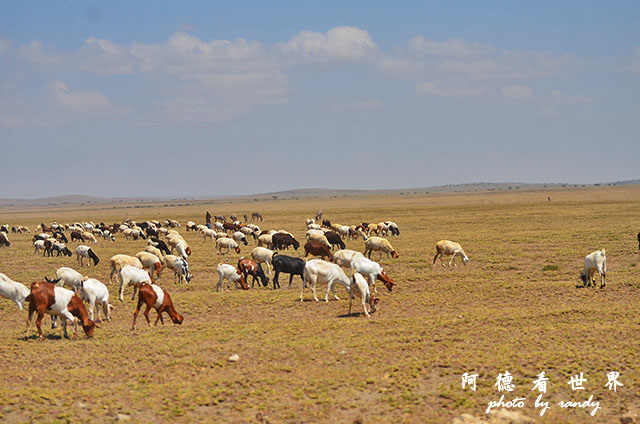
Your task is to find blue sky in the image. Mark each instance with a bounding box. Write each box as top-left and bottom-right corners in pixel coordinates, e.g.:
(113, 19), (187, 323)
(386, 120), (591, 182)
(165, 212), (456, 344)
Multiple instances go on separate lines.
(1, 1), (639, 198)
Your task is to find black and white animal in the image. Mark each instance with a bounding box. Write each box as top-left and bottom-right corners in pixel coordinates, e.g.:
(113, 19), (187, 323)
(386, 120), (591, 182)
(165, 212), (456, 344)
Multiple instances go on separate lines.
(76, 245), (100, 266)
(0, 232), (11, 247)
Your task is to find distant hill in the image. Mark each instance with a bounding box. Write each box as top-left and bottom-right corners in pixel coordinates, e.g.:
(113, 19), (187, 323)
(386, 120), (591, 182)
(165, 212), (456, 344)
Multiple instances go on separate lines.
(0, 180), (638, 207)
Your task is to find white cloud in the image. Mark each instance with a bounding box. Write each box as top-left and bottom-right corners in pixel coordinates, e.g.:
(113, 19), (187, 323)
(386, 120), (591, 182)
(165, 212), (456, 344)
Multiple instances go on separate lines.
(328, 98), (383, 113)
(408, 36), (495, 57)
(501, 85), (533, 100)
(279, 26), (378, 63)
(414, 81), (487, 98)
(18, 40), (63, 65)
(50, 81), (111, 109)
(551, 90), (594, 104)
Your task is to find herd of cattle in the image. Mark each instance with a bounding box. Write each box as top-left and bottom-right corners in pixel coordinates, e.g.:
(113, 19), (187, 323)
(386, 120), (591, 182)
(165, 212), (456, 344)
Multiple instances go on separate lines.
(0, 213), (613, 341)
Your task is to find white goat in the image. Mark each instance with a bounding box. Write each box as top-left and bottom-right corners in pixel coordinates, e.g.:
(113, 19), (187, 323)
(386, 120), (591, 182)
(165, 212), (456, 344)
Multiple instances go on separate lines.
(251, 247), (275, 276)
(216, 263), (247, 292)
(0, 272), (30, 310)
(327, 272), (379, 317)
(580, 249), (606, 288)
(77, 278), (113, 322)
(118, 264), (153, 301)
(301, 259), (350, 302)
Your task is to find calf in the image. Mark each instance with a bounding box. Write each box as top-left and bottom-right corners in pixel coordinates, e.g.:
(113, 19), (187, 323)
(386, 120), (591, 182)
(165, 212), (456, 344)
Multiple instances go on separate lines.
(25, 281), (96, 340)
(304, 240), (334, 261)
(237, 258), (269, 288)
(580, 249), (606, 288)
(132, 283), (183, 329)
(272, 254), (305, 289)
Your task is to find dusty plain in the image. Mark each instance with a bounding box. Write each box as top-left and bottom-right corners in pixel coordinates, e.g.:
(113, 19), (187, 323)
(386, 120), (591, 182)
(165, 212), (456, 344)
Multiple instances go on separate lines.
(0, 186), (638, 423)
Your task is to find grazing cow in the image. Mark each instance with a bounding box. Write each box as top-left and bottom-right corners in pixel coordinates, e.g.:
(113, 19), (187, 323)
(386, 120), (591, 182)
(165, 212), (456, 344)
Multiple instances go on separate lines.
(301, 259), (349, 302)
(132, 283), (183, 329)
(432, 240), (468, 267)
(25, 281), (96, 340)
(271, 233), (300, 250)
(324, 231), (346, 250)
(580, 249), (606, 288)
(272, 254), (305, 289)
(0, 232), (11, 247)
(304, 240), (334, 261)
(237, 258), (269, 288)
(216, 264), (249, 291)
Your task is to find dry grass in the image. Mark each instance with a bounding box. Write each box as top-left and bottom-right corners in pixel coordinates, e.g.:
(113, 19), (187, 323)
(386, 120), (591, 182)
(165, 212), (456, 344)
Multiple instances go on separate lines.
(0, 186), (639, 423)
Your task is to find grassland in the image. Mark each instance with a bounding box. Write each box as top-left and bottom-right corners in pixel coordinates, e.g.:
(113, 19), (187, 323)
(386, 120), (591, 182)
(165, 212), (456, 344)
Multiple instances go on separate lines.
(0, 187), (638, 423)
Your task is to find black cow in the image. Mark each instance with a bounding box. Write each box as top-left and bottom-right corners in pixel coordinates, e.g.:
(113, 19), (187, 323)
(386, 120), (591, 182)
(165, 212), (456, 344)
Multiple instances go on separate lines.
(271, 233), (300, 250)
(272, 254), (305, 289)
(324, 231), (345, 250)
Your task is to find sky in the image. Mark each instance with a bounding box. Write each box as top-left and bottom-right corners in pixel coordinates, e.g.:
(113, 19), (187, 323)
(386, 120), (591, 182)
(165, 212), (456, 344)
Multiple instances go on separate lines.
(1, 1), (639, 198)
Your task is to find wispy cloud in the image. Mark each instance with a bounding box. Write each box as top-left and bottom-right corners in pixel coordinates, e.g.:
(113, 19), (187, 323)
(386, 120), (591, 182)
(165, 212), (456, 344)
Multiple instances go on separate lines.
(328, 98), (383, 113)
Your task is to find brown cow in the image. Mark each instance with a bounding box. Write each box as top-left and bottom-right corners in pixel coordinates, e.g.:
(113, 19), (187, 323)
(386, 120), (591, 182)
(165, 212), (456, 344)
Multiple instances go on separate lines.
(25, 281), (96, 340)
(132, 283), (183, 330)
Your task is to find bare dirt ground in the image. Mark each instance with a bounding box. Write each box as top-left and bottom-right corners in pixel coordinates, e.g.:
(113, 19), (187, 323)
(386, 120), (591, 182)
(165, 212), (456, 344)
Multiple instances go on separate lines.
(0, 187), (638, 423)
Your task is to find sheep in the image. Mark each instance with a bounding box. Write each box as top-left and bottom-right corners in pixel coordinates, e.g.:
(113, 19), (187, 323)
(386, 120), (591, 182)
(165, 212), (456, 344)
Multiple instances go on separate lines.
(307, 232), (331, 248)
(0, 232), (11, 247)
(580, 249), (606, 288)
(148, 238), (171, 255)
(304, 240), (334, 261)
(337, 225), (351, 239)
(132, 283), (183, 330)
(216, 263), (248, 291)
(0, 272), (30, 310)
(52, 241), (73, 257)
(251, 247), (276, 276)
(333, 249), (365, 269)
(216, 237), (241, 254)
(351, 256), (395, 293)
(232, 231), (248, 246)
(174, 257), (193, 284)
(201, 228), (216, 241)
(102, 230), (116, 241)
(118, 264), (154, 301)
(307, 223), (321, 230)
(385, 221), (400, 236)
(327, 272), (379, 317)
(301, 259), (350, 302)
(186, 221), (197, 231)
(162, 254), (180, 271)
(77, 278), (113, 322)
(257, 234), (273, 248)
(81, 231), (98, 244)
(76, 245), (100, 266)
(33, 239), (47, 255)
(136, 251), (164, 279)
(109, 254), (143, 285)
(168, 237), (191, 259)
(432, 240), (468, 267)
(25, 281), (96, 340)
(144, 245), (164, 260)
(364, 237), (399, 260)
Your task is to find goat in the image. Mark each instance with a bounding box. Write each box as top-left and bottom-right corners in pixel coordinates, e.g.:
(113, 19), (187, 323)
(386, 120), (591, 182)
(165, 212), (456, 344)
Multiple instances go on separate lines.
(251, 247), (276, 276)
(132, 283), (183, 329)
(0, 272), (30, 310)
(351, 256), (395, 293)
(301, 259), (349, 302)
(272, 254), (305, 289)
(216, 263), (248, 291)
(237, 257), (269, 288)
(77, 278), (113, 322)
(327, 272), (379, 317)
(216, 237), (241, 254)
(580, 249), (606, 288)
(304, 240), (334, 261)
(118, 264), (154, 301)
(174, 257), (193, 284)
